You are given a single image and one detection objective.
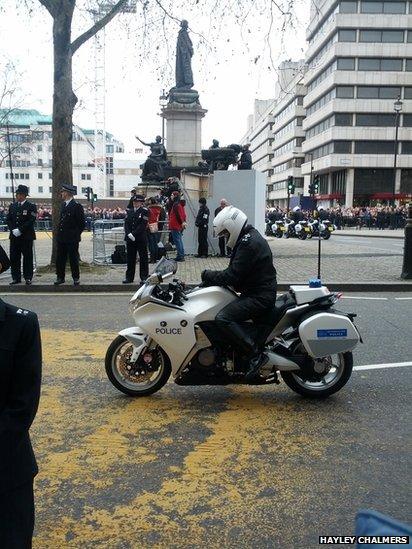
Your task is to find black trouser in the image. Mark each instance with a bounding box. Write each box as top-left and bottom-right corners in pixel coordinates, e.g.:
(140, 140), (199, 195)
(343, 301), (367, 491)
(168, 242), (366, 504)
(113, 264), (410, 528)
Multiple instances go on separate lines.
(56, 241), (80, 281)
(10, 238), (34, 282)
(0, 480), (34, 549)
(126, 239), (149, 282)
(215, 291), (277, 359)
(218, 236), (226, 256)
(198, 226), (208, 256)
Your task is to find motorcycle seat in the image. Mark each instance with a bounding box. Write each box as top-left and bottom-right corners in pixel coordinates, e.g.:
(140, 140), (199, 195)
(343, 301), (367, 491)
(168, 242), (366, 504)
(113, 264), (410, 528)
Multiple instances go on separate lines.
(258, 293), (296, 328)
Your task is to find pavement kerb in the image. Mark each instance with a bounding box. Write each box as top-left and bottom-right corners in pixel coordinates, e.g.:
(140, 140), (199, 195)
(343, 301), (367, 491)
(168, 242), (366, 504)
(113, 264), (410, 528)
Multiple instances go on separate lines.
(333, 233), (404, 240)
(2, 282), (411, 293)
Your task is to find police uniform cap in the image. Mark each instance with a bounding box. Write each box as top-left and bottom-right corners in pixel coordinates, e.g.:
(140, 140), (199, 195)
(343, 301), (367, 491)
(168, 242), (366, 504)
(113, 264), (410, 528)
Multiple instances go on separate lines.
(61, 183), (77, 195)
(132, 194), (146, 202)
(16, 184), (29, 196)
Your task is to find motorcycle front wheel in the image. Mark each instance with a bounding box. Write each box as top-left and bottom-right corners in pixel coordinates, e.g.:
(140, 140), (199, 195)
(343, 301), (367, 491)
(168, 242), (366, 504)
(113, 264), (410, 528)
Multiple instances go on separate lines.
(281, 351), (353, 398)
(322, 231), (331, 240)
(275, 230), (283, 238)
(105, 335), (171, 397)
(298, 232), (307, 240)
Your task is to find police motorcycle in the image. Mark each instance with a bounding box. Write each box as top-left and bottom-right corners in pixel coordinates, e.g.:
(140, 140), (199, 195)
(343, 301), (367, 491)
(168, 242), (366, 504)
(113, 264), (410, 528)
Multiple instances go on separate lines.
(271, 219), (285, 238)
(283, 217), (296, 238)
(295, 219), (311, 240)
(308, 218), (335, 240)
(105, 257), (361, 399)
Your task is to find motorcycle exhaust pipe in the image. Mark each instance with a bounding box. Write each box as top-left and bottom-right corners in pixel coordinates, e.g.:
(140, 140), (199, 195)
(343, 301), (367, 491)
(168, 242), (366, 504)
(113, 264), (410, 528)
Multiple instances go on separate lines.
(266, 351), (301, 371)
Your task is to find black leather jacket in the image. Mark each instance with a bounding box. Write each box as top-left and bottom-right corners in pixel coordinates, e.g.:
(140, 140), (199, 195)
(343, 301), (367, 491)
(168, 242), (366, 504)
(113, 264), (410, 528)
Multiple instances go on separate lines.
(202, 224), (277, 296)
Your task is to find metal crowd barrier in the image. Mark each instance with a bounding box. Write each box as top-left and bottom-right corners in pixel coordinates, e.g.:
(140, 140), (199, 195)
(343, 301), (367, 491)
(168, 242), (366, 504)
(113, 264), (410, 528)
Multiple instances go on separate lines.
(35, 219), (52, 231)
(92, 219), (171, 265)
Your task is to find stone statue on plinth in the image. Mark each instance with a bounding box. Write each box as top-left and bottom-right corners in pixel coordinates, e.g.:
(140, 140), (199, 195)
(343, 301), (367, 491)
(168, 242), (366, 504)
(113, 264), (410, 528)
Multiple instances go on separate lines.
(176, 20), (194, 89)
(136, 135), (169, 182)
(169, 20), (199, 105)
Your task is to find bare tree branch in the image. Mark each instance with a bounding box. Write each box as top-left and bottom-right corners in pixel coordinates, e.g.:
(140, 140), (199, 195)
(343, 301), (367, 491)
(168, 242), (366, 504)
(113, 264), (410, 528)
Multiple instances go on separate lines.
(71, 0), (129, 54)
(38, 0), (57, 16)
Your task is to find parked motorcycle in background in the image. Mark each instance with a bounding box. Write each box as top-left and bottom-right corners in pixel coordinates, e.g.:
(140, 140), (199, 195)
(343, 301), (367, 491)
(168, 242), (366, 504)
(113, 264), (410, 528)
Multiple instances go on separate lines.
(308, 218), (336, 240)
(271, 219), (285, 238)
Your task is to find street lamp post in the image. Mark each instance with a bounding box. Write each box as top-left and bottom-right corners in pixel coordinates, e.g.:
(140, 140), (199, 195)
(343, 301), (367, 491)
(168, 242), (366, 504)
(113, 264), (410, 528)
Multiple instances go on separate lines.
(159, 89), (168, 142)
(393, 96), (403, 207)
(401, 203), (412, 279)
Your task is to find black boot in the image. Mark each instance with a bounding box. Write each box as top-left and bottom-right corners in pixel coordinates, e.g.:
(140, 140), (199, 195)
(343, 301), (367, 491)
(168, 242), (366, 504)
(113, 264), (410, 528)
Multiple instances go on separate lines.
(244, 353), (269, 381)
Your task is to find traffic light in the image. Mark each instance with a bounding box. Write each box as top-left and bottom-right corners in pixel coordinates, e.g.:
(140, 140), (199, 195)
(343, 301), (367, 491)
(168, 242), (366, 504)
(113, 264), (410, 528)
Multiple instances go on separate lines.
(92, 193), (97, 203)
(309, 175), (320, 195)
(287, 176), (295, 195)
(313, 175), (320, 194)
(84, 186), (91, 201)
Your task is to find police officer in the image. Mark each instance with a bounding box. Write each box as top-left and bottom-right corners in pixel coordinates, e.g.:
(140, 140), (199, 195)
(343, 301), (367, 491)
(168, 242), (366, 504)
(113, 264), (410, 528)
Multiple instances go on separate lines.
(195, 197), (210, 258)
(54, 184), (85, 286)
(0, 249), (42, 549)
(123, 194), (149, 284)
(201, 206), (277, 380)
(6, 184), (37, 285)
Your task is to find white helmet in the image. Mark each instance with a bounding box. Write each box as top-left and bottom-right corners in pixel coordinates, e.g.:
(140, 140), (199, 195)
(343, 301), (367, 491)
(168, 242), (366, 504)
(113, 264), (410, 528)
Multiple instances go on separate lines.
(318, 206), (324, 211)
(292, 206), (300, 212)
(213, 205), (247, 248)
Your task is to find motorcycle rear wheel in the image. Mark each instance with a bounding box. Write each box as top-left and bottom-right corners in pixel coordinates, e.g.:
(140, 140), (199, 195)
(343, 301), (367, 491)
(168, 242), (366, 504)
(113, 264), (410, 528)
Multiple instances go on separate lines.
(281, 351), (353, 398)
(105, 335), (171, 397)
(322, 232), (331, 240)
(298, 232), (307, 240)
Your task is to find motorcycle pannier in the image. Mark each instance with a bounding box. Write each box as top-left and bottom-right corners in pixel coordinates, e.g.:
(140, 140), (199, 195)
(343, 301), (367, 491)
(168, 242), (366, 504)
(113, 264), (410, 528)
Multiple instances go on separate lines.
(298, 312), (359, 358)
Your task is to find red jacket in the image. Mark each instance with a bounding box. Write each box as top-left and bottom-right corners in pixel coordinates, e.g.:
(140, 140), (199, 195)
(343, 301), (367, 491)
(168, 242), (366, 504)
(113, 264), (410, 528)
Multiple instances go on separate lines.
(148, 205), (162, 224)
(168, 202), (186, 231)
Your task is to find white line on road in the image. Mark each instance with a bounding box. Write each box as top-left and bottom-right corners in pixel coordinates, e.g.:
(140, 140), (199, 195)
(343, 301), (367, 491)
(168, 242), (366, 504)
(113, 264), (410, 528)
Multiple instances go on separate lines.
(0, 292), (131, 296)
(341, 296), (388, 300)
(394, 297), (412, 300)
(354, 361), (412, 371)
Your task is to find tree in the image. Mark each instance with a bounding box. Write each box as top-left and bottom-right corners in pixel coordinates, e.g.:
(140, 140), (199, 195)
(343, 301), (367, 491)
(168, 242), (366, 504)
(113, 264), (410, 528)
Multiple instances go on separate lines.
(33, 0), (130, 262)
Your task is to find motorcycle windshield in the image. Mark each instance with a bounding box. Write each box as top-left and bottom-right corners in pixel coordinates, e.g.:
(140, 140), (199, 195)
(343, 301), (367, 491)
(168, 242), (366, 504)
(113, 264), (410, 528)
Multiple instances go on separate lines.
(154, 257), (177, 277)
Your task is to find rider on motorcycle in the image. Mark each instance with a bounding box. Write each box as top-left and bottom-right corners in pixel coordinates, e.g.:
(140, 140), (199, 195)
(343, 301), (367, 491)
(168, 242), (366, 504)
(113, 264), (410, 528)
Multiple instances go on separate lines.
(201, 206), (277, 379)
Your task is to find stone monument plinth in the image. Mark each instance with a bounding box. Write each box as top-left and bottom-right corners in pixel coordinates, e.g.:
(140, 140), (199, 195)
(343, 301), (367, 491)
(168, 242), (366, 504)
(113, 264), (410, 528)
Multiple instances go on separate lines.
(162, 92), (207, 169)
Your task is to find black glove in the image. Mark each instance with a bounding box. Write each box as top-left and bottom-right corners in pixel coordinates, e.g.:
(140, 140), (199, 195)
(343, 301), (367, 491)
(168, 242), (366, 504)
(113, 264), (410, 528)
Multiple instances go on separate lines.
(201, 269), (209, 282)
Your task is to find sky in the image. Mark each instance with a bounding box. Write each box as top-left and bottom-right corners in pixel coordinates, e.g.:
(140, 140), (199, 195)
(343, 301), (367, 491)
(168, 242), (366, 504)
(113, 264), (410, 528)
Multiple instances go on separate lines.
(0, 0), (310, 153)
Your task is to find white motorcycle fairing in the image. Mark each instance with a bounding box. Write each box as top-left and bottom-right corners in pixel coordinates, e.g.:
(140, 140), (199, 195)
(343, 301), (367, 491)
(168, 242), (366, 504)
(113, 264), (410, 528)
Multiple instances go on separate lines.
(129, 286), (236, 376)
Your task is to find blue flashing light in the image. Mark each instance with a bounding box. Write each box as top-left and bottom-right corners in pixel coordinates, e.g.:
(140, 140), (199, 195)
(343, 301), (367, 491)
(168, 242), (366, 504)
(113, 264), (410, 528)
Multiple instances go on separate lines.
(309, 278), (322, 288)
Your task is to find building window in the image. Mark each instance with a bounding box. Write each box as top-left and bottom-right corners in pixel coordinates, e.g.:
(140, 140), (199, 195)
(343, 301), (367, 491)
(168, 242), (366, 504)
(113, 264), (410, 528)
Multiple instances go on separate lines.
(357, 86), (401, 99)
(408, 31), (412, 42)
(337, 57), (356, 70)
(109, 179), (114, 197)
(38, 173), (43, 179)
(86, 174), (91, 180)
(335, 113), (353, 126)
(25, 174), (29, 180)
(332, 170), (347, 194)
(401, 142), (412, 154)
(359, 29), (404, 43)
(37, 159), (43, 166)
(339, 0), (358, 12)
(381, 59), (403, 71)
(358, 58), (379, 71)
(49, 186), (53, 193)
(37, 145), (42, 152)
(354, 168), (395, 194)
(334, 141), (352, 153)
(38, 186), (43, 193)
(81, 174), (86, 180)
(338, 29), (357, 42)
(49, 173), (52, 179)
(401, 169), (412, 192)
(361, 1), (406, 12)
(406, 59), (412, 71)
(356, 113), (397, 126)
(403, 114), (412, 127)
(404, 87), (412, 99)
(336, 86), (354, 98)
(354, 141), (394, 154)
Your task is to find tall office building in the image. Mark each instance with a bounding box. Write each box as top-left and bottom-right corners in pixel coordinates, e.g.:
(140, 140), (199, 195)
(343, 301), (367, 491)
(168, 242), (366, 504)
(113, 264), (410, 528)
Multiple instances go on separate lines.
(302, 0), (412, 206)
